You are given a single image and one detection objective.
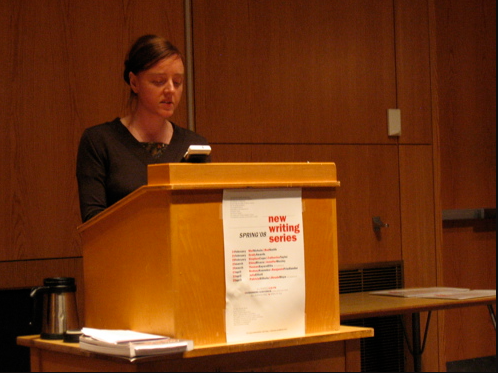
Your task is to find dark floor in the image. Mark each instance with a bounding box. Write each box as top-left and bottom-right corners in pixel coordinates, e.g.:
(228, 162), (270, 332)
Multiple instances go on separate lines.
(446, 356), (496, 372)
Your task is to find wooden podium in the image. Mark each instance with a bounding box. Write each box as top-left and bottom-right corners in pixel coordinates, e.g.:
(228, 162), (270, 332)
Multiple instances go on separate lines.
(77, 162), (341, 347)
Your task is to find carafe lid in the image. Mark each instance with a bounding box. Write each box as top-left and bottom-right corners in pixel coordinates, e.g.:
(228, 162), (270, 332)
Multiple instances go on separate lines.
(43, 277), (76, 292)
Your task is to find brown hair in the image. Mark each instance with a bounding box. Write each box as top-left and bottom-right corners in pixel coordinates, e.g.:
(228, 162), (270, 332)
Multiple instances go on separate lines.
(123, 35), (184, 100)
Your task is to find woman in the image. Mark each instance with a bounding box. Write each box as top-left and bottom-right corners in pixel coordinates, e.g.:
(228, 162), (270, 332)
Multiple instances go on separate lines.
(76, 35), (210, 223)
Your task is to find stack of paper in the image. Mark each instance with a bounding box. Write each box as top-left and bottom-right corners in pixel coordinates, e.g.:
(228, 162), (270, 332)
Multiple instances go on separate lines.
(370, 287), (496, 300)
(79, 327), (194, 358)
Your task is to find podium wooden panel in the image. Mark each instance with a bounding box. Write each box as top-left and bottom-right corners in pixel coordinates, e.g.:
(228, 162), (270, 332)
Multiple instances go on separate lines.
(77, 163), (341, 347)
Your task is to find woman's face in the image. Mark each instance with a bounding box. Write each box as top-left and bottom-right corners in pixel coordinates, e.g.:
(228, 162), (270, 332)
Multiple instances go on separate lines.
(129, 55), (185, 119)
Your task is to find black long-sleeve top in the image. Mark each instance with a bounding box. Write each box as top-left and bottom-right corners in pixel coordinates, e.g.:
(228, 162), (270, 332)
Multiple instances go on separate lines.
(76, 118), (210, 222)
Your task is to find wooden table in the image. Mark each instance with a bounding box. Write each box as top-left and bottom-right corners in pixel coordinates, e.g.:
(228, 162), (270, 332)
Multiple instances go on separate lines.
(17, 325), (373, 372)
(339, 292), (496, 372)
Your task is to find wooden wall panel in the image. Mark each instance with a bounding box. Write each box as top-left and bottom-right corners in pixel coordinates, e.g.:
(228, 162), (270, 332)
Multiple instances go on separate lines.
(0, 1), (13, 260)
(395, 0), (432, 144)
(399, 144), (439, 371)
(434, 0), (497, 362)
(0, 258), (83, 290)
(441, 221), (496, 360)
(399, 145), (437, 288)
(0, 0), (186, 262)
(436, 0), (496, 209)
(193, 0), (397, 144)
(211, 144), (402, 266)
(0, 258), (85, 325)
(3, 0), (83, 261)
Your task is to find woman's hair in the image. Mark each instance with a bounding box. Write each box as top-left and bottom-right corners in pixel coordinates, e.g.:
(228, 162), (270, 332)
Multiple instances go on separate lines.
(123, 35), (184, 99)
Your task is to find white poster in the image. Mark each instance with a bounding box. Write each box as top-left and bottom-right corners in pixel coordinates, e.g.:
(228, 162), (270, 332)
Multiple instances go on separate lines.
(222, 188), (306, 343)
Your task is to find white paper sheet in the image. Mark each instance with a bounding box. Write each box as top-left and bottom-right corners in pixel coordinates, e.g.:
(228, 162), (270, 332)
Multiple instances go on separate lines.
(80, 327), (168, 344)
(222, 188), (306, 343)
(370, 287), (470, 298)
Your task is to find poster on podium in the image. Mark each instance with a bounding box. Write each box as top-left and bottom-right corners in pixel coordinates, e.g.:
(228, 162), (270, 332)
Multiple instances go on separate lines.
(222, 188), (306, 343)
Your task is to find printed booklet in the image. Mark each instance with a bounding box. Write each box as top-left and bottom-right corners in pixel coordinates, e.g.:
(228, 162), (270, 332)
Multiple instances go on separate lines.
(79, 327), (194, 358)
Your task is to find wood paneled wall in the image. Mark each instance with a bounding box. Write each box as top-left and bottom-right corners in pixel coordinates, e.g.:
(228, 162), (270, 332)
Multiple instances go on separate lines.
(434, 0), (496, 361)
(193, 0), (398, 144)
(0, 0), (187, 322)
(0, 0), (186, 265)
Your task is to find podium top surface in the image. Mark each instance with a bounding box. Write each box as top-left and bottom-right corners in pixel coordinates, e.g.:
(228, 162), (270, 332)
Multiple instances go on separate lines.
(147, 162), (340, 189)
(78, 162), (339, 231)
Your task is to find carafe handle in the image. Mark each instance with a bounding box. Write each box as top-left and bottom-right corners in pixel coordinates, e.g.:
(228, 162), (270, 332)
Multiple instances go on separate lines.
(29, 286), (49, 328)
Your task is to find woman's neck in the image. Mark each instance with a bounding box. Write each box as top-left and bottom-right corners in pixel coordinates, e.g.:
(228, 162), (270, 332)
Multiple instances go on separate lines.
(121, 114), (173, 144)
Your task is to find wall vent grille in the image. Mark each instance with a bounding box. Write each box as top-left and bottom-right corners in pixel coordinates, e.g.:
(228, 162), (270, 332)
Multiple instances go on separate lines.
(339, 262), (403, 294)
(340, 261), (404, 372)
